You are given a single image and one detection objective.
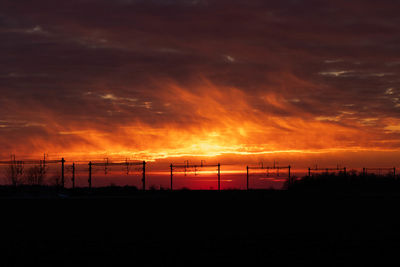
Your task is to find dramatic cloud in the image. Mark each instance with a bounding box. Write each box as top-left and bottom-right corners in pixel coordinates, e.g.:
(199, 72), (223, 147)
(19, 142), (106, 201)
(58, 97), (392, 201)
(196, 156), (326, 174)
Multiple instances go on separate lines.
(1, 0), (400, 163)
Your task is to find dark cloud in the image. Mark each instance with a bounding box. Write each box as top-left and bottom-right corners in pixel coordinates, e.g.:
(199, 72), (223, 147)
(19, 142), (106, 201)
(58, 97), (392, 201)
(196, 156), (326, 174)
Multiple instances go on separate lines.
(0, 0), (400, 159)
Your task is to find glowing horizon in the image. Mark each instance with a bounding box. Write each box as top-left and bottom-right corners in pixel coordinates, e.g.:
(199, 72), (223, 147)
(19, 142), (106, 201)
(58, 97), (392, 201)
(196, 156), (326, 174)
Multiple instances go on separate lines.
(1, 1), (400, 169)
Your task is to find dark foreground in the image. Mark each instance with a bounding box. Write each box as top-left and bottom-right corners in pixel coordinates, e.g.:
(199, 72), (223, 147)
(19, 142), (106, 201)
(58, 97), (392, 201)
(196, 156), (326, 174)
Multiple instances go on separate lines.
(2, 188), (400, 266)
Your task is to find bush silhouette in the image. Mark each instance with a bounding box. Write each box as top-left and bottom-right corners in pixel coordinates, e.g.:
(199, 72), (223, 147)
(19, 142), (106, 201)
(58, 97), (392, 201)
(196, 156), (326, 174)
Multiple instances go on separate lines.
(4, 161), (24, 186)
(287, 172), (400, 192)
(24, 165), (46, 185)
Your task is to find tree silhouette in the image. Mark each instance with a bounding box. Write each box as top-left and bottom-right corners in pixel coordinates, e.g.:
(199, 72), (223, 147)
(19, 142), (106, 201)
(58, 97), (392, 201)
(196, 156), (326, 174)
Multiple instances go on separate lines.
(4, 161), (24, 186)
(24, 165), (46, 185)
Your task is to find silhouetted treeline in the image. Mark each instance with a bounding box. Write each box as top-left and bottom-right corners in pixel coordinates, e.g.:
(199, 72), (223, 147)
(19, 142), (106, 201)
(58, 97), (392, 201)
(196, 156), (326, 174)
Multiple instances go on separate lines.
(287, 172), (400, 192)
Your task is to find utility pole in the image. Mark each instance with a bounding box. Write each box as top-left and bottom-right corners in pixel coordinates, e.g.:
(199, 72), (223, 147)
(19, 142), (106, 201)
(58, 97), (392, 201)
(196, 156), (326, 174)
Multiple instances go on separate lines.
(246, 166), (249, 190)
(104, 158), (108, 175)
(142, 161), (146, 191)
(72, 162), (75, 189)
(218, 163), (221, 191)
(61, 158), (65, 188)
(170, 164), (173, 190)
(88, 161), (92, 189)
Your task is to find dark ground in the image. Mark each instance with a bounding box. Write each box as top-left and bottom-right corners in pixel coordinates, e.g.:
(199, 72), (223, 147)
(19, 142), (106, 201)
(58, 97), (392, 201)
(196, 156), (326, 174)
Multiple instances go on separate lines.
(1, 188), (400, 266)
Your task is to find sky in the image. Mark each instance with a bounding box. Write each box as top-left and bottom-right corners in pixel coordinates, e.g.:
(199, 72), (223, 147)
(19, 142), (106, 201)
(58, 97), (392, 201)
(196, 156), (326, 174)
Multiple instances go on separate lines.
(1, 0), (400, 171)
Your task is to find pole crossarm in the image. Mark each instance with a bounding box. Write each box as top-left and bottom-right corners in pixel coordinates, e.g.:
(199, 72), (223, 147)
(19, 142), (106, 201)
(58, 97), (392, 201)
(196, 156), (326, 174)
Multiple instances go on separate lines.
(309, 167), (345, 171)
(170, 163), (221, 190)
(171, 164), (219, 169)
(0, 159), (62, 165)
(91, 161), (143, 167)
(247, 165), (290, 170)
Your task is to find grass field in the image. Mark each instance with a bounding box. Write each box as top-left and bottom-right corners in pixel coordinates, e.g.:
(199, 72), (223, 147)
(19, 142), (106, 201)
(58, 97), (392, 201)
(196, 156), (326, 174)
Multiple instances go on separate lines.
(1, 185), (400, 266)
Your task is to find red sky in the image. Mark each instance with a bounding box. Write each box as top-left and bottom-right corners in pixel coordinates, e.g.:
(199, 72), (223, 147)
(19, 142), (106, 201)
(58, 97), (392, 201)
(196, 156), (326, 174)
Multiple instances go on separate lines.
(1, 0), (400, 172)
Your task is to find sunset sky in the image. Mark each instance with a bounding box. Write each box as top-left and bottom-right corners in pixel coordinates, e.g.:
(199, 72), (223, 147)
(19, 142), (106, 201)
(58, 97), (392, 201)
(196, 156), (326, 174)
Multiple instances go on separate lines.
(1, 0), (400, 170)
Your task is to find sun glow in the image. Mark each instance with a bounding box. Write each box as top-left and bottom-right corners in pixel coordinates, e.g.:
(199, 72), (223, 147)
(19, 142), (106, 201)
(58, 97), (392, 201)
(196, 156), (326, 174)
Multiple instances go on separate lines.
(2, 79), (400, 162)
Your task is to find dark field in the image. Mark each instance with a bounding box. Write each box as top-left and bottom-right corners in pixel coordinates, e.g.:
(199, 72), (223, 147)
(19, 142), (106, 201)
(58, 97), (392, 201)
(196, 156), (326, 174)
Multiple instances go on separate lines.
(2, 186), (400, 266)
